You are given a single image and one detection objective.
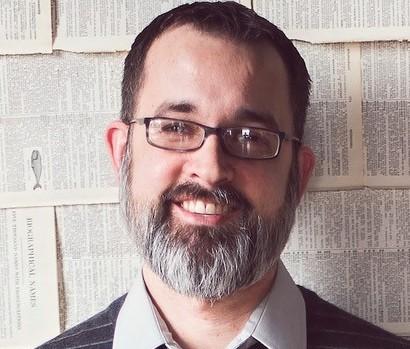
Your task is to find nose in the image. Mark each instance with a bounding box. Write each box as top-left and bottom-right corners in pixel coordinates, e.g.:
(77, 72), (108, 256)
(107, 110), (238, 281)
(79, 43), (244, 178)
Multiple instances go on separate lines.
(183, 134), (234, 188)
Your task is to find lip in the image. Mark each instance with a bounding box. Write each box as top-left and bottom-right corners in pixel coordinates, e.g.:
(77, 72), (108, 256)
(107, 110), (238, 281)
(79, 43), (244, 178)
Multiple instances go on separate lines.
(171, 202), (237, 226)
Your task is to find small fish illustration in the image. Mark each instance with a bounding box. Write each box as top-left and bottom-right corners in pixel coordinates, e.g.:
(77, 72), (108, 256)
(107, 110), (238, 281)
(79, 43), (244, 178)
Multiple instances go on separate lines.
(31, 150), (42, 190)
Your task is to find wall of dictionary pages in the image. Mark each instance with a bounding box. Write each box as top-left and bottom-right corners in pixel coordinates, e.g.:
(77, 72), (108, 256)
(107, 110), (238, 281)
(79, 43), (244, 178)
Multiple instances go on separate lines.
(0, 0), (409, 347)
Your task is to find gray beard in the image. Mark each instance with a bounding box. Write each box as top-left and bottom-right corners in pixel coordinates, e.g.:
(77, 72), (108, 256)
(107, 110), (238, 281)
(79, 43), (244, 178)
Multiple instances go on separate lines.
(120, 147), (299, 300)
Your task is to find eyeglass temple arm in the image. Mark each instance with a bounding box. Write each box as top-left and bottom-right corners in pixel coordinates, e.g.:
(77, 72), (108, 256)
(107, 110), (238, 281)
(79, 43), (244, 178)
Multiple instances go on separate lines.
(128, 119), (145, 125)
(283, 134), (302, 144)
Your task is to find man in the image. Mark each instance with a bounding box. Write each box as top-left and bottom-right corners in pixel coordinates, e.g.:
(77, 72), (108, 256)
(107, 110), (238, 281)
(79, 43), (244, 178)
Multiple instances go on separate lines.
(39, 2), (410, 348)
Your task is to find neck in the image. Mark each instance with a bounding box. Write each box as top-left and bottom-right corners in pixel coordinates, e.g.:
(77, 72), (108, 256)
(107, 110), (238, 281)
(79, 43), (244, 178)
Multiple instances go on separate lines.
(143, 263), (278, 349)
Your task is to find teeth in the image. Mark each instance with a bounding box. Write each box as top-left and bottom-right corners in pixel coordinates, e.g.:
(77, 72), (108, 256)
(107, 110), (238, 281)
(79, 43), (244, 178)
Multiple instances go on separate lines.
(181, 200), (228, 215)
(205, 203), (215, 214)
(195, 201), (206, 214)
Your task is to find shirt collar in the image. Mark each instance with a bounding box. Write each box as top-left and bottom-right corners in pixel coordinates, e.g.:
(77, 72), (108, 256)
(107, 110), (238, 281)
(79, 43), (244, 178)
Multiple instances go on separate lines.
(113, 269), (165, 349)
(113, 260), (306, 349)
(253, 260), (306, 349)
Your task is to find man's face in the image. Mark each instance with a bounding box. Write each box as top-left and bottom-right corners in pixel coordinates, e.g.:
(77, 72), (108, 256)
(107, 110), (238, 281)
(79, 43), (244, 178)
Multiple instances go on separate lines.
(120, 25), (304, 299)
(132, 25), (295, 216)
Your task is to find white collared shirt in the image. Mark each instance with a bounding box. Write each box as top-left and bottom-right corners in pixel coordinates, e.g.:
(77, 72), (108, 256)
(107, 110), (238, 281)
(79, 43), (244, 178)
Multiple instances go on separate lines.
(113, 260), (306, 349)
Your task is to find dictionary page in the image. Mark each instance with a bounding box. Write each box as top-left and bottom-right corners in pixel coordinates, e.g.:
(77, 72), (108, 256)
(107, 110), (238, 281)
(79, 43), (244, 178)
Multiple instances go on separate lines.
(361, 41), (410, 188)
(296, 42), (364, 190)
(53, 0), (245, 52)
(0, 0), (52, 54)
(284, 189), (410, 336)
(253, 0), (410, 43)
(55, 204), (139, 329)
(0, 207), (59, 348)
(0, 52), (125, 208)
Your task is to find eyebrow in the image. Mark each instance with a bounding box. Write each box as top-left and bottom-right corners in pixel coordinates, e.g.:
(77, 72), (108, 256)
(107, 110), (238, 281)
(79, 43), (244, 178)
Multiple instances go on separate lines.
(232, 108), (280, 130)
(153, 101), (279, 130)
(154, 101), (197, 116)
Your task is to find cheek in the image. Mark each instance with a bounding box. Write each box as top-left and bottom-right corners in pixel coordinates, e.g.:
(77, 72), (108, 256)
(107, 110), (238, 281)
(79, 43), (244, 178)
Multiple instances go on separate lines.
(129, 148), (184, 201)
(239, 162), (290, 214)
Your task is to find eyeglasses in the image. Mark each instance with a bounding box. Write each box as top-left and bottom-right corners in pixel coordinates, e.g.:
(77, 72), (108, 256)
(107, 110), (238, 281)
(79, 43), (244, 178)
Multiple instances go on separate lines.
(129, 117), (301, 160)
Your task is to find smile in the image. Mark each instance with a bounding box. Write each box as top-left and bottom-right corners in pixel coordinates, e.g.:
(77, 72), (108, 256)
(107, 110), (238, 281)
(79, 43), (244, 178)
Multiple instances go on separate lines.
(180, 200), (229, 215)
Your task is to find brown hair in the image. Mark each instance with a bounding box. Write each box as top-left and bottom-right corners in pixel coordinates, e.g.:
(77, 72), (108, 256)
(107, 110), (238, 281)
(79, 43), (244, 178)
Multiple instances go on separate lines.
(121, 1), (311, 139)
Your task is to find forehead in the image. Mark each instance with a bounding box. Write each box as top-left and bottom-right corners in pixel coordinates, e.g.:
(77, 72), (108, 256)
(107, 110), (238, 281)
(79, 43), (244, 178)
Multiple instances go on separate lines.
(136, 24), (292, 131)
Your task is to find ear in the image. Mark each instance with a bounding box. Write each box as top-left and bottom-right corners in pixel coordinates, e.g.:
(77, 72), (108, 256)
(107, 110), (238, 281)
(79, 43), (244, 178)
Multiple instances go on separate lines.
(296, 144), (315, 201)
(105, 120), (129, 179)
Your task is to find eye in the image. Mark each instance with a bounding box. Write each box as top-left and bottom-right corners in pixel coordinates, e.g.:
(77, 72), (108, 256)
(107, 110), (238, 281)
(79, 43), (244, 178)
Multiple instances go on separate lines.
(162, 121), (192, 135)
(238, 129), (260, 143)
(230, 128), (274, 150)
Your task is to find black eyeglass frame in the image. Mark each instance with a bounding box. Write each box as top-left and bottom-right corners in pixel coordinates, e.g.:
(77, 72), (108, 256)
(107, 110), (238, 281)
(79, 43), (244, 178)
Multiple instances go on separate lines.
(129, 116), (301, 160)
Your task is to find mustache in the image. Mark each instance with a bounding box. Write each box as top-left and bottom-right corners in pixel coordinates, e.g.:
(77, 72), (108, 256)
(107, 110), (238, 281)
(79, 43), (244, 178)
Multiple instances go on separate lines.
(160, 182), (252, 210)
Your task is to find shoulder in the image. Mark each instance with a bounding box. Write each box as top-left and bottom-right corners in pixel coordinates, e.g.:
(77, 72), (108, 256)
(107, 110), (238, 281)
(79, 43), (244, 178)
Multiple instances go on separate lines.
(298, 286), (410, 349)
(36, 294), (126, 349)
